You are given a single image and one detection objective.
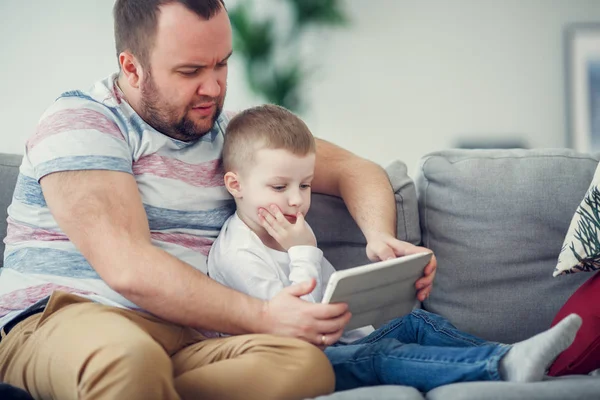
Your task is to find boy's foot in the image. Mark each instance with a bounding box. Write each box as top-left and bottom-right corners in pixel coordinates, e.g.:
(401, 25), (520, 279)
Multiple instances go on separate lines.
(499, 313), (582, 382)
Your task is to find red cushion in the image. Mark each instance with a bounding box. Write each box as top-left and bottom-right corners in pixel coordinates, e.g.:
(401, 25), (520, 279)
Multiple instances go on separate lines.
(548, 271), (600, 376)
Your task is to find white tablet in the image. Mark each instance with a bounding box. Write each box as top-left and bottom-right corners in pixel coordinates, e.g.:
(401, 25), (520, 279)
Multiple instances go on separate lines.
(321, 252), (432, 331)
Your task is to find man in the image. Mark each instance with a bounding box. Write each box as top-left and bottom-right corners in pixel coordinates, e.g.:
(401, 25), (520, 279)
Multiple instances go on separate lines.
(0, 1), (436, 399)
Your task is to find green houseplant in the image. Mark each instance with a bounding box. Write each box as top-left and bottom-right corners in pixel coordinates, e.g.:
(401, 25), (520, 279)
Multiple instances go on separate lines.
(228, 0), (347, 112)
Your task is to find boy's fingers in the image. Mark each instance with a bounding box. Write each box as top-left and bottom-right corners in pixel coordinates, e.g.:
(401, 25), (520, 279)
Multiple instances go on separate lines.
(260, 208), (286, 232)
(260, 209), (275, 224)
(261, 210), (286, 234)
(259, 214), (279, 238)
(270, 205), (289, 225)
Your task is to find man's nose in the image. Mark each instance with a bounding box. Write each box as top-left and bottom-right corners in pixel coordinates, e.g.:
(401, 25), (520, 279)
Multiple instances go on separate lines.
(197, 72), (221, 98)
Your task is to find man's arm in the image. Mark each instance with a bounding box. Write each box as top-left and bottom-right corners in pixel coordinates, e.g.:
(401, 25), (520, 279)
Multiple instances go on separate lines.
(312, 138), (397, 244)
(40, 169), (349, 343)
(311, 138), (437, 300)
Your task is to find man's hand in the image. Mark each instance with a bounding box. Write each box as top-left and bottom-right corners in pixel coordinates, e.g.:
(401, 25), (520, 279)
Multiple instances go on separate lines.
(258, 205), (316, 250)
(262, 278), (351, 347)
(366, 232), (437, 301)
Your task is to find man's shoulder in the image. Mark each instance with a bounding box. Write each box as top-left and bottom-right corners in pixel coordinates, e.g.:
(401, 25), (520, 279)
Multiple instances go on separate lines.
(41, 74), (123, 125)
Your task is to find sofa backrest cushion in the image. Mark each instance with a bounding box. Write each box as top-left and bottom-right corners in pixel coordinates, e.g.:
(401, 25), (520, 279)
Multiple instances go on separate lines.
(307, 160), (422, 270)
(0, 153), (22, 268)
(415, 149), (596, 344)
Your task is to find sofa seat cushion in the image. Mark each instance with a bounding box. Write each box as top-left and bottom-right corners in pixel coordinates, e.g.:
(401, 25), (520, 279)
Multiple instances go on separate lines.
(311, 385), (424, 400)
(425, 377), (600, 400)
(549, 271), (600, 376)
(415, 149), (595, 343)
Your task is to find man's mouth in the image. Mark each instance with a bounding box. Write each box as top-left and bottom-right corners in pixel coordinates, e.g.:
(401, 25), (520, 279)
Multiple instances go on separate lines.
(191, 104), (215, 116)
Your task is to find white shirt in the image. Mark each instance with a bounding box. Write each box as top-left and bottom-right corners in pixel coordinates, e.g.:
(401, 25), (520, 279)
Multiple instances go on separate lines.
(208, 213), (374, 343)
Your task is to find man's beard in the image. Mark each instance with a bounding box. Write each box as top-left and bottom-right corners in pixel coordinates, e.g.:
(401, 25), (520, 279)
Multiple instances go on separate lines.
(139, 72), (223, 142)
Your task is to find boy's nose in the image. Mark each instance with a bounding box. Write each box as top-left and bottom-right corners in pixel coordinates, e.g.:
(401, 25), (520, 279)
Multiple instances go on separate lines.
(288, 191), (302, 207)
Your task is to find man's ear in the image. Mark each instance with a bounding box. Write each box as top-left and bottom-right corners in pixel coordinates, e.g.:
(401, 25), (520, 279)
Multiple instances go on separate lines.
(224, 171), (243, 198)
(119, 51), (143, 88)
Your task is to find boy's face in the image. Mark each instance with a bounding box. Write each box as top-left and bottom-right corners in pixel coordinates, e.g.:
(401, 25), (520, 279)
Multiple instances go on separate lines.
(233, 148), (315, 228)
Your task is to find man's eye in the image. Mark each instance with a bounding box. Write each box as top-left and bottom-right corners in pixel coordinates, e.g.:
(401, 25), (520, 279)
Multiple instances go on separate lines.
(217, 62), (228, 68)
(179, 70), (198, 76)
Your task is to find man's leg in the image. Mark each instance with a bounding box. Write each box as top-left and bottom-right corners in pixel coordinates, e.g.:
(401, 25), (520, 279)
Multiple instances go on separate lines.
(0, 292), (183, 400)
(172, 334), (335, 400)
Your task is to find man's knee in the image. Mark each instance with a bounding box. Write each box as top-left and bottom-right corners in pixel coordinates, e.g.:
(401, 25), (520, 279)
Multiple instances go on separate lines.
(277, 339), (335, 398)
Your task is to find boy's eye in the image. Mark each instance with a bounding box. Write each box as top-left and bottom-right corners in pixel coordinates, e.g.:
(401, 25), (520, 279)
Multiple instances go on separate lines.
(300, 184), (311, 190)
(271, 185), (286, 191)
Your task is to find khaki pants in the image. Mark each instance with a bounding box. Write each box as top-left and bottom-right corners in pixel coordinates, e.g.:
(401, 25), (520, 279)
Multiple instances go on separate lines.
(0, 292), (334, 400)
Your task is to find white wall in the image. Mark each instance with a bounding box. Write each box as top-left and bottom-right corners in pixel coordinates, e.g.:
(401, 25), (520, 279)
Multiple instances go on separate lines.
(2, 0), (600, 176)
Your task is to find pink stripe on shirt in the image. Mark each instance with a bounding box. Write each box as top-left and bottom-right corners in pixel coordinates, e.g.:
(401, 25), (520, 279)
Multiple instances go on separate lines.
(151, 232), (214, 256)
(133, 154), (224, 188)
(5, 217), (69, 245)
(0, 284), (93, 316)
(27, 109), (124, 151)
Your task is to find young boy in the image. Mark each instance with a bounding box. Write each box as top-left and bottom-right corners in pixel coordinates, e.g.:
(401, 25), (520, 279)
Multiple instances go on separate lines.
(207, 104), (582, 392)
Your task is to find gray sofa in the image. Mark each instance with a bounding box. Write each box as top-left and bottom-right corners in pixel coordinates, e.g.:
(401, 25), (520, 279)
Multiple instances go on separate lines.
(2, 149), (600, 399)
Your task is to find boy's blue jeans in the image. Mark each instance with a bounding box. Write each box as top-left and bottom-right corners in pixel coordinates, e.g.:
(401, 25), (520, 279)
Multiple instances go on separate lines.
(324, 309), (511, 392)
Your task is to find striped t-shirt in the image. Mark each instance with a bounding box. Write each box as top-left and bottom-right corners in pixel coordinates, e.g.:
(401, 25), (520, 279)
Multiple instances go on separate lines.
(0, 73), (235, 328)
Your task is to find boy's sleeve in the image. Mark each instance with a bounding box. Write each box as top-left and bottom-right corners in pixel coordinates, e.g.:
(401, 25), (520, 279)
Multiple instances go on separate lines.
(287, 246), (323, 302)
(26, 97), (133, 181)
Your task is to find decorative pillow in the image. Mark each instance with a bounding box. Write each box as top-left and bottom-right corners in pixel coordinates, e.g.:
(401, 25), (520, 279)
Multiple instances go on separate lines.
(548, 271), (600, 376)
(554, 164), (600, 276)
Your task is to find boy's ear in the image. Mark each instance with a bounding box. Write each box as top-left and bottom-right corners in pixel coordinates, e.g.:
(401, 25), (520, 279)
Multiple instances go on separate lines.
(224, 171), (243, 198)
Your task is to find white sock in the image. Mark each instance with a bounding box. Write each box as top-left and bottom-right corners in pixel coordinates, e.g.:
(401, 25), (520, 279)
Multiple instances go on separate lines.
(499, 313), (582, 382)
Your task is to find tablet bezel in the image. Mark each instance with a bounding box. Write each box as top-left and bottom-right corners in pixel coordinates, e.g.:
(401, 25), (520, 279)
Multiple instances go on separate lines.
(321, 252), (432, 330)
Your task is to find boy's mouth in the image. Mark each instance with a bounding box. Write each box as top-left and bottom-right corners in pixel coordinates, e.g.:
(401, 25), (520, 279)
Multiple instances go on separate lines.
(283, 214), (297, 223)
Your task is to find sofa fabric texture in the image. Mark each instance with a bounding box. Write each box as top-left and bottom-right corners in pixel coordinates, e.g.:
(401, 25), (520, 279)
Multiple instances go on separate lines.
(0, 153), (22, 268)
(306, 159), (422, 271)
(415, 149), (596, 344)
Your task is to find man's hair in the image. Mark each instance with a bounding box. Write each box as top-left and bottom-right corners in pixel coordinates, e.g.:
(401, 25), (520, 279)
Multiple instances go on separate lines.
(223, 104), (316, 173)
(113, 0), (225, 68)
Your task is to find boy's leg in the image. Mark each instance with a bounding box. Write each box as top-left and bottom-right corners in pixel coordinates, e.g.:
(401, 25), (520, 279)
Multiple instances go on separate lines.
(172, 334), (335, 400)
(325, 338), (509, 392)
(0, 292), (183, 400)
(352, 309), (489, 347)
(327, 312), (582, 392)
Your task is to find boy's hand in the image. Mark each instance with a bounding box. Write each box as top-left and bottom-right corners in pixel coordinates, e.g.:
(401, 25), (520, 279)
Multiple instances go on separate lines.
(258, 205), (317, 250)
(262, 278), (351, 347)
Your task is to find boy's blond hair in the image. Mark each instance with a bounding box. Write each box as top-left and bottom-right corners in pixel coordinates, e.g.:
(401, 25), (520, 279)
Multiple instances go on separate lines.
(223, 104), (316, 173)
